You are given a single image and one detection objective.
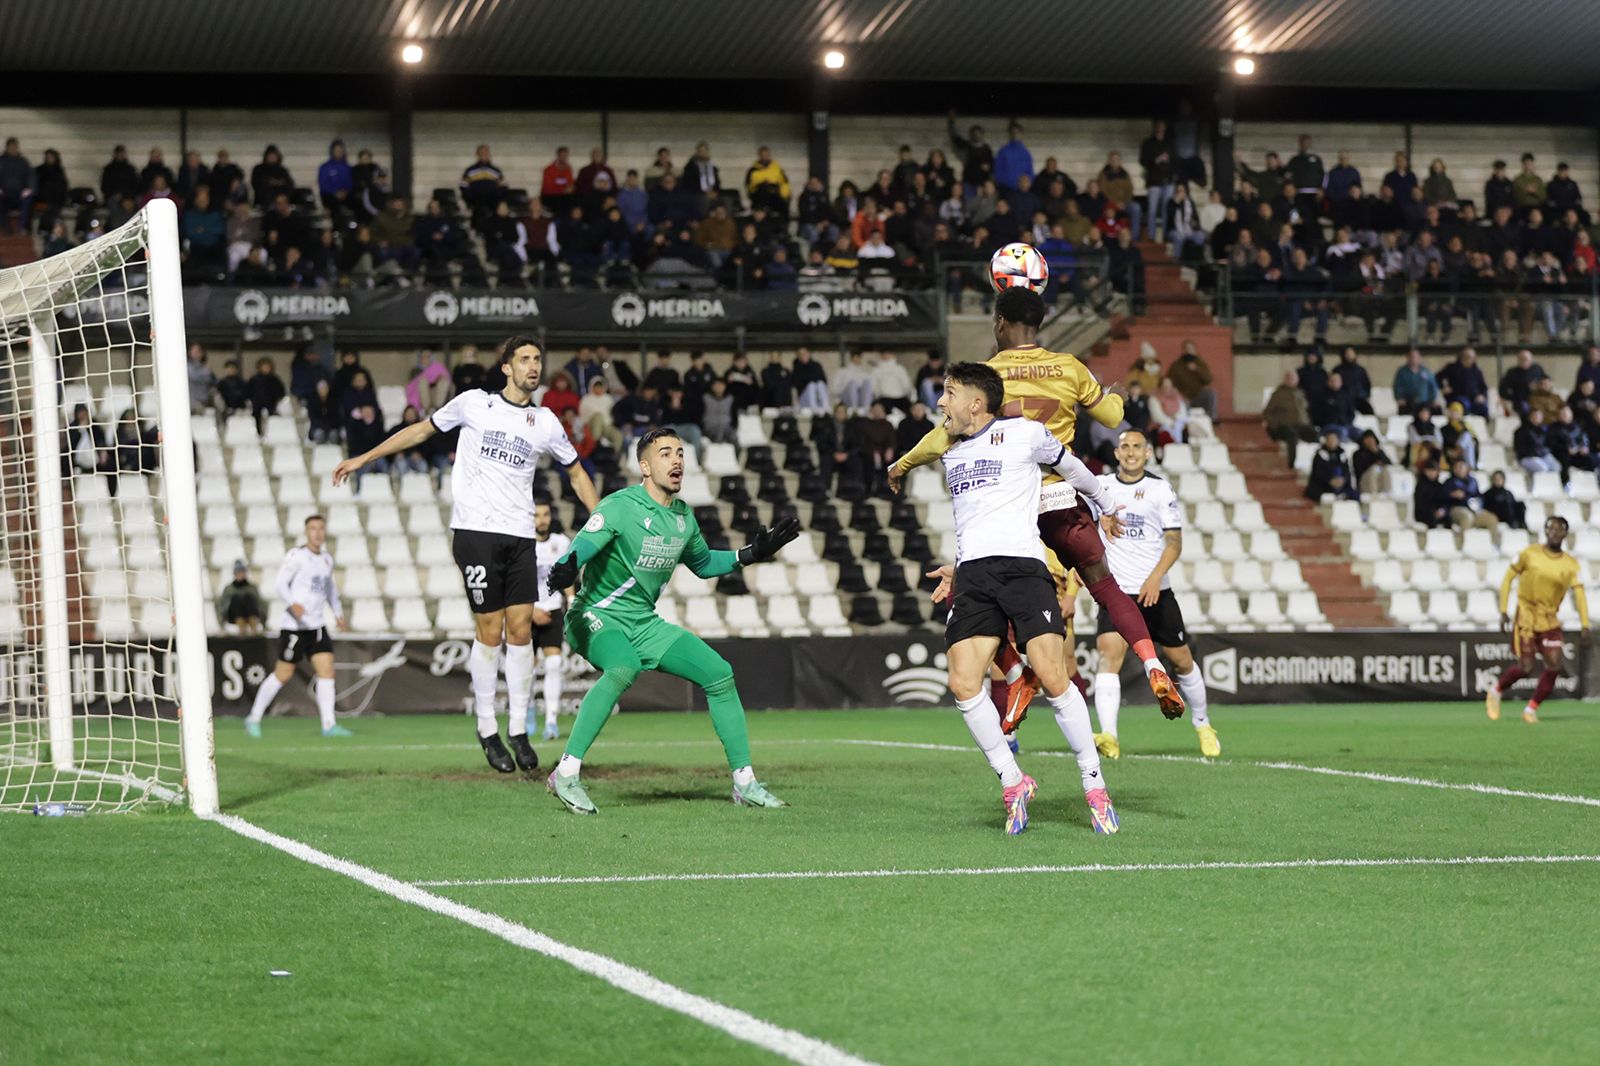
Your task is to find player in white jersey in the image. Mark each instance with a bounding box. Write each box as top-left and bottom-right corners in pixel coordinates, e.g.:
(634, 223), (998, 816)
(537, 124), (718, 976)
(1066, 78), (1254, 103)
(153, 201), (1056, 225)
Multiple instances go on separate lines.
(532, 500), (573, 740)
(333, 336), (601, 774)
(1091, 429), (1219, 758)
(244, 515), (351, 737)
(935, 362), (1121, 835)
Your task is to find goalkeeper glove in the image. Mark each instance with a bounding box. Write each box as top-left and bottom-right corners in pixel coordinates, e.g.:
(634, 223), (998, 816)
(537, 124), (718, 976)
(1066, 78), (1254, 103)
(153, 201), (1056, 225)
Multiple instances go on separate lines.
(547, 554), (579, 594)
(737, 515), (801, 565)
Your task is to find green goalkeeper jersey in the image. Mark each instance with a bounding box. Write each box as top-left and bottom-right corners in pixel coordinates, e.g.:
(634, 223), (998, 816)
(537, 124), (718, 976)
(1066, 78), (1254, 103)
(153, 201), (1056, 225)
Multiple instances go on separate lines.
(565, 485), (740, 619)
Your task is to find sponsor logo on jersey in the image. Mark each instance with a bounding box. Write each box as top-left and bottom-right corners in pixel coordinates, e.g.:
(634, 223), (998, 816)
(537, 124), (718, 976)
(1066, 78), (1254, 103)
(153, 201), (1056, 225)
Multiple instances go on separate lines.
(945, 459), (1003, 495)
(881, 642), (949, 704)
(478, 430), (534, 467)
(634, 534), (683, 571)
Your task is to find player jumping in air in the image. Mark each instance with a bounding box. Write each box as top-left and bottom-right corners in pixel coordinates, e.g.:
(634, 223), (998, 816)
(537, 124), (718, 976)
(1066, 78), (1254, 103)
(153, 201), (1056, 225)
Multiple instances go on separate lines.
(889, 287), (1184, 728)
(533, 500), (573, 740)
(542, 427), (800, 814)
(1486, 515), (1590, 723)
(332, 336), (600, 773)
(1091, 429), (1220, 758)
(932, 362), (1120, 835)
(244, 515), (352, 737)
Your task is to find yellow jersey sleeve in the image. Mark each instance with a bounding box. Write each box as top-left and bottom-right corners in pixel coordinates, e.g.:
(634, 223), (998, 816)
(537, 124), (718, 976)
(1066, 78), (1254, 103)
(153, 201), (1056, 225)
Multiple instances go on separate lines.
(889, 422), (953, 475)
(1510, 547), (1584, 631)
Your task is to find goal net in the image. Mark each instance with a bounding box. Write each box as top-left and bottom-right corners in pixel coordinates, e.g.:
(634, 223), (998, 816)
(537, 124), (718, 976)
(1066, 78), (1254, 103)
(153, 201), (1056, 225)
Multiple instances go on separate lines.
(0, 200), (216, 814)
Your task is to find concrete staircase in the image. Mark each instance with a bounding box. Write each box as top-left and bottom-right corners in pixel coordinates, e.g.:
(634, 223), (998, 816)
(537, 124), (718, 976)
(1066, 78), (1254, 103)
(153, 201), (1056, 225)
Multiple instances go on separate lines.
(1214, 419), (1391, 628)
(1097, 241), (1236, 416)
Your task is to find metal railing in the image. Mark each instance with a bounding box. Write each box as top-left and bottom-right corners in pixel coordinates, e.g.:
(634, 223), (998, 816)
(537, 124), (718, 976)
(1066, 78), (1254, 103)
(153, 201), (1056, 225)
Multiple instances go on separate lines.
(1216, 264), (1600, 351)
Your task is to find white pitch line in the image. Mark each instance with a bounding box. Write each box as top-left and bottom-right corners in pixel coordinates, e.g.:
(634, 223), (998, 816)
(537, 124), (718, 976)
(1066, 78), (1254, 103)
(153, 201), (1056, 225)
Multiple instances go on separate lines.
(838, 739), (1600, 809)
(415, 853), (1600, 889)
(207, 812), (876, 1066)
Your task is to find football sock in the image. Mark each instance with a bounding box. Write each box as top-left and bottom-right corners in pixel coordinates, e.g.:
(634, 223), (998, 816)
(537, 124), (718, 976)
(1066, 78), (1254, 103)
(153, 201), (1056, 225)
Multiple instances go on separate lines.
(315, 677), (336, 732)
(1531, 668), (1559, 706)
(1496, 665), (1526, 693)
(1048, 685), (1105, 794)
(542, 653), (563, 726)
(503, 642), (534, 736)
(1093, 672), (1122, 737)
(1086, 576), (1160, 671)
(1177, 667), (1209, 728)
(733, 765), (756, 787)
(470, 640), (501, 738)
(956, 691), (1023, 788)
(556, 753), (582, 778)
(245, 674), (282, 725)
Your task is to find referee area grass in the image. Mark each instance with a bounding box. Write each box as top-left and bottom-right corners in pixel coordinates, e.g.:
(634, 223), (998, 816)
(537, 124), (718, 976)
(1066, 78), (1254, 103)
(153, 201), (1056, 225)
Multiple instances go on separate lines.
(3, 701), (1598, 1064)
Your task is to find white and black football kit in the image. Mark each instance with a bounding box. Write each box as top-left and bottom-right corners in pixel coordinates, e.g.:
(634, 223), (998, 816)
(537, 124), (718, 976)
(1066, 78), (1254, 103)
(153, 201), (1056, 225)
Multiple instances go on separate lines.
(532, 531), (572, 647)
(430, 389), (579, 614)
(941, 416), (1109, 649)
(1093, 472), (1189, 647)
(273, 545), (341, 662)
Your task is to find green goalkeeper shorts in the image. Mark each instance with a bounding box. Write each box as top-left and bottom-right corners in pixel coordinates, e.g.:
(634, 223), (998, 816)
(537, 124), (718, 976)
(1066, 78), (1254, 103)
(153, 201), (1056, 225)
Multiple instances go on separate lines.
(565, 606), (688, 672)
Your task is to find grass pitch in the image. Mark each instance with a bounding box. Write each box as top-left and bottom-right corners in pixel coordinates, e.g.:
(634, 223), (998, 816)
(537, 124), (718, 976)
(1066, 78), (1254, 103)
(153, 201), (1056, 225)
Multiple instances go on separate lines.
(4, 701), (1598, 1065)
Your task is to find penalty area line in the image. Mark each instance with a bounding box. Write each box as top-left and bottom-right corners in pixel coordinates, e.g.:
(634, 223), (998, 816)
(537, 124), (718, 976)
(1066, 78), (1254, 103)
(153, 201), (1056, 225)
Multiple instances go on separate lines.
(415, 853), (1600, 889)
(834, 739), (1600, 809)
(206, 811), (877, 1066)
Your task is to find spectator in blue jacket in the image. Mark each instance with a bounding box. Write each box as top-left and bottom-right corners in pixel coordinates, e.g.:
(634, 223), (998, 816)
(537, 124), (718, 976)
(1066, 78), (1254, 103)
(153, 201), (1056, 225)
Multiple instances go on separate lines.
(181, 185), (227, 280)
(993, 122), (1034, 193)
(317, 140), (353, 218)
(1392, 347), (1440, 414)
(1436, 347), (1490, 416)
(1326, 151), (1361, 202)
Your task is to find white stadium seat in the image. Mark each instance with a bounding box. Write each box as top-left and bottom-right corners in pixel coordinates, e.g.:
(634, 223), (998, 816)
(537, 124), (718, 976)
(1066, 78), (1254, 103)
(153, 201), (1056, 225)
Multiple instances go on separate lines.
(229, 448), (267, 478)
(1206, 593), (1247, 626)
(243, 505), (285, 541)
(415, 533), (453, 566)
(1245, 590), (1287, 626)
(276, 475), (317, 508)
(685, 597), (726, 637)
(407, 506), (447, 536)
(1231, 560), (1268, 592)
(1192, 562), (1230, 594)
(807, 595), (851, 635)
(262, 416), (300, 445)
(235, 478), (276, 507)
(1461, 528), (1497, 560)
(1385, 530), (1422, 561)
(1427, 592), (1465, 626)
(765, 595), (810, 635)
(375, 538), (415, 568)
(1213, 471), (1250, 502)
(223, 417), (259, 447)
(342, 566), (384, 599)
(1407, 559), (1445, 591)
(1191, 501), (1228, 532)
(1370, 559), (1404, 590)
(391, 597), (433, 633)
(703, 443), (741, 476)
(1327, 499), (1363, 532)
(324, 509), (364, 537)
(1464, 589), (1500, 625)
(750, 565), (792, 597)
(1231, 501), (1268, 532)
(794, 565), (836, 597)
(203, 508), (240, 539)
(1268, 559), (1304, 588)
(435, 598), (475, 633)
(333, 536), (372, 566)
(722, 596), (769, 637)
(1209, 531), (1248, 561)
(1421, 529), (1457, 558)
(1249, 530), (1284, 561)
(1285, 590), (1323, 626)
(671, 570), (715, 599)
(348, 599), (390, 632)
(1387, 591), (1426, 625)
(424, 565), (462, 599)
(268, 445), (306, 477)
(1365, 499), (1401, 531)
(365, 505), (405, 537)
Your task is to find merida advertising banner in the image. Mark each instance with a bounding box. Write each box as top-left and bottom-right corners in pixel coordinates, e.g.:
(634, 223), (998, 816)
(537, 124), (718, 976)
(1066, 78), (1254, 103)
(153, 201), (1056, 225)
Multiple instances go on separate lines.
(177, 287), (940, 337)
(188, 629), (1590, 719)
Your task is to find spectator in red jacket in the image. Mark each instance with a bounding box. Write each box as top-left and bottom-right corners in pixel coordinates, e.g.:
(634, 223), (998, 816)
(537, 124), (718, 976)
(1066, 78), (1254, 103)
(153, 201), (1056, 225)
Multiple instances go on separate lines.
(541, 371), (581, 419)
(541, 147), (575, 216)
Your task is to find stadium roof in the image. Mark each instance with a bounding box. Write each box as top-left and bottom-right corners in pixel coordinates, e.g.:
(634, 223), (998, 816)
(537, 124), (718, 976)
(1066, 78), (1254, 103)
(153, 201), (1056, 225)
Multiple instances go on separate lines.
(11, 0), (1600, 91)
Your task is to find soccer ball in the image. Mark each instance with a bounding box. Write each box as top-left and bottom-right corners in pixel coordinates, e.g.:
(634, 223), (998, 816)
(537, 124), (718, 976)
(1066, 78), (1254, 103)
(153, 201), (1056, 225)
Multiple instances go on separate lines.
(989, 242), (1049, 293)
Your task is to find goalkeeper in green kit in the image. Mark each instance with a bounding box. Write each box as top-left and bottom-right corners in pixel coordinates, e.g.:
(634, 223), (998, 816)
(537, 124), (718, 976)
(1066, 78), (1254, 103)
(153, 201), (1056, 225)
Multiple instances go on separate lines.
(543, 427), (800, 814)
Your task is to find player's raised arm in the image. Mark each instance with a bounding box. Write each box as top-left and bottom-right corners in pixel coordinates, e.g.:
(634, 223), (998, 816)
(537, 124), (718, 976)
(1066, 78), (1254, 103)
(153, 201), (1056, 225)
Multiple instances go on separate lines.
(331, 417), (437, 486)
(565, 462), (601, 511)
(1083, 376), (1126, 429)
(888, 422), (954, 490)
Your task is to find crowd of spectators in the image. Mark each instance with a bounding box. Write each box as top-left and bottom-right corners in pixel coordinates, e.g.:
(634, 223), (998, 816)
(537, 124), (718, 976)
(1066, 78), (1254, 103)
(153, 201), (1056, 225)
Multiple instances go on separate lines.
(1283, 341), (1600, 530)
(1211, 142), (1595, 345)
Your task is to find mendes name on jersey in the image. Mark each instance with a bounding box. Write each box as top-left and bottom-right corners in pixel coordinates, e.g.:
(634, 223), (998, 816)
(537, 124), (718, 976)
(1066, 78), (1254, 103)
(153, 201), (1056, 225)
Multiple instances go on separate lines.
(1096, 473), (1183, 594)
(429, 389), (578, 539)
(570, 485), (723, 618)
(941, 416), (1066, 566)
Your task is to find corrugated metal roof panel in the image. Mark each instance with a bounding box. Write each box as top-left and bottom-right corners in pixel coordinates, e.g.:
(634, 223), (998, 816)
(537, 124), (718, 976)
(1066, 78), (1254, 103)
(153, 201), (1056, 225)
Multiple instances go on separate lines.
(3, 0), (1598, 89)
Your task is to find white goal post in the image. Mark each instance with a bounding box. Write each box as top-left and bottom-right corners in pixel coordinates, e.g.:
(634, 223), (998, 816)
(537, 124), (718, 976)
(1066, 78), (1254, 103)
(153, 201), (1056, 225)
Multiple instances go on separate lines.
(0, 198), (217, 815)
